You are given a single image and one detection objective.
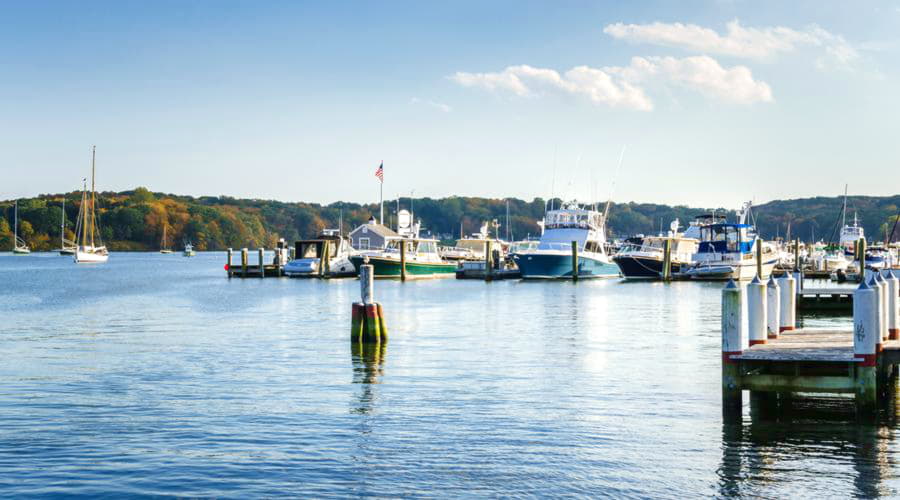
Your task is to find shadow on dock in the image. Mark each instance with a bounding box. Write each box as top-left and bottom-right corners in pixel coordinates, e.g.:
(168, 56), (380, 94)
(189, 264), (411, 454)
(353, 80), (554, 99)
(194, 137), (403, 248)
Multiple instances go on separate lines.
(718, 385), (899, 497)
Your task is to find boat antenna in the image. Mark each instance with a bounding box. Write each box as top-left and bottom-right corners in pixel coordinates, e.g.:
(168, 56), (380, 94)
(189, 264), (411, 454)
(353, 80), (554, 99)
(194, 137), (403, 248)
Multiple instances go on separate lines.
(603, 145), (626, 220)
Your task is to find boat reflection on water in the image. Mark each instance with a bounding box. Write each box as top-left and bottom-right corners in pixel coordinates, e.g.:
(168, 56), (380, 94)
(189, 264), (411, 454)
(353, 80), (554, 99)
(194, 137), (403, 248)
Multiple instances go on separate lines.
(718, 393), (897, 497)
(351, 342), (387, 415)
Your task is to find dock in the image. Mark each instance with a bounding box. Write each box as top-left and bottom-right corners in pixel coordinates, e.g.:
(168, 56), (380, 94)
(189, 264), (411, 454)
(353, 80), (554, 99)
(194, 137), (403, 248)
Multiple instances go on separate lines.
(797, 287), (855, 312)
(225, 247), (286, 278)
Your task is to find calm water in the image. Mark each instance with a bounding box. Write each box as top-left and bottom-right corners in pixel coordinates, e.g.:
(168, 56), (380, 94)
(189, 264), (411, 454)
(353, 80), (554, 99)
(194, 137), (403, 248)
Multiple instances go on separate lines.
(0, 252), (897, 497)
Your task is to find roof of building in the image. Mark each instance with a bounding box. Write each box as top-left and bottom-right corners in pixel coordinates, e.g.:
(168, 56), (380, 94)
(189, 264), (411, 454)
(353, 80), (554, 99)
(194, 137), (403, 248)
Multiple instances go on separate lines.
(349, 222), (401, 238)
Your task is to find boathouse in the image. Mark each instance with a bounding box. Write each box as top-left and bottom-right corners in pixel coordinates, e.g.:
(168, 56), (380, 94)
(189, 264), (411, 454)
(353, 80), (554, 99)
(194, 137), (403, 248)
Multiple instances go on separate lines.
(349, 217), (401, 251)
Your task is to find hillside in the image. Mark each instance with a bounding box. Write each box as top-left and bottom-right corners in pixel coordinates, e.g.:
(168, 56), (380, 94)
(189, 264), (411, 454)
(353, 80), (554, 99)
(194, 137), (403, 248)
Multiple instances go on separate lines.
(1, 188), (899, 251)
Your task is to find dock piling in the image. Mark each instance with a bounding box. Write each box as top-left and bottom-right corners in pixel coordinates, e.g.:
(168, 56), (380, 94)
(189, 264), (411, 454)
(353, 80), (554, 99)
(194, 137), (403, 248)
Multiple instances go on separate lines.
(241, 248), (248, 278)
(755, 238), (763, 278)
(778, 273), (796, 332)
(485, 240), (493, 282)
(886, 270), (899, 340)
(227, 248), (233, 278)
(859, 238), (867, 282)
(258, 248), (265, 278)
(352, 264), (388, 344)
(400, 241), (407, 282)
(747, 276), (766, 346)
(662, 239), (672, 281)
(571, 241), (578, 282)
(766, 276), (780, 339)
(722, 280), (745, 413)
(854, 279), (878, 410)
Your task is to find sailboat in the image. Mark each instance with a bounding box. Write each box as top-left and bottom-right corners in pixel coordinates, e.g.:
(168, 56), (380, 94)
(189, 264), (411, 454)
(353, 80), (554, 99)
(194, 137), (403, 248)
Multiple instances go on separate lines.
(59, 197), (77, 255)
(11, 200), (31, 254)
(160, 225), (173, 254)
(74, 146), (109, 264)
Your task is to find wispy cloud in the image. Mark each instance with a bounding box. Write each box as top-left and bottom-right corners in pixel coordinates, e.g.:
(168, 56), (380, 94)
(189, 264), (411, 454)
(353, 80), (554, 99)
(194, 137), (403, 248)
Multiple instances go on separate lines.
(604, 20), (858, 68)
(409, 97), (452, 113)
(450, 55), (772, 111)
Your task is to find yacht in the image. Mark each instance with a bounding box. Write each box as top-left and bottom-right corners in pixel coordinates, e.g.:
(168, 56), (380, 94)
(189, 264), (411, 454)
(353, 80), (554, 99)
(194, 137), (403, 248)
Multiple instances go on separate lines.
(613, 219), (699, 279)
(510, 201), (619, 279)
(682, 202), (777, 280)
(285, 229), (357, 277)
(74, 146), (109, 264)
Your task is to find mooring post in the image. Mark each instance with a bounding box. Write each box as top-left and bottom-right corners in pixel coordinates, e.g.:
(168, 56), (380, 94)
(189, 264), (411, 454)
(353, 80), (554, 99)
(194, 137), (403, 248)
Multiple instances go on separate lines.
(876, 272), (888, 342)
(766, 276), (781, 339)
(484, 240), (493, 282)
(662, 238), (672, 281)
(241, 248), (248, 278)
(794, 238), (800, 272)
(722, 280), (745, 415)
(318, 242), (329, 278)
(274, 246), (282, 278)
(747, 276), (766, 346)
(859, 237), (867, 283)
(256, 248), (264, 278)
(227, 248), (233, 278)
(778, 273), (796, 332)
(400, 241), (407, 282)
(755, 238), (763, 278)
(571, 241), (578, 282)
(323, 242), (331, 277)
(886, 270), (899, 340)
(854, 278), (878, 412)
(352, 264), (387, 344)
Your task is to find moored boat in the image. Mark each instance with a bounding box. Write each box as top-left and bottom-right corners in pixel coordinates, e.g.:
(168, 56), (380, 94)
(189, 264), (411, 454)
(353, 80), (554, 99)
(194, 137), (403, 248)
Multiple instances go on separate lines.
(682, 202), (776, 280)
(350, 238), (456, 278)
(613, 219), (699, 279)
(74, 146), (108, 264)
(285, 230), (357, 277)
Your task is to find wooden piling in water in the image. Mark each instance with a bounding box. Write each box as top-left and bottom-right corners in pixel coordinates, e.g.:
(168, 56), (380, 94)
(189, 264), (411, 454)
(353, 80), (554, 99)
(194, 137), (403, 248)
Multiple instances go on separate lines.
(227, 248), (233, 278)
(662, 238), (672, 281)
(485, 240), (493, 282)
(400, 241), (407, 282)
(258, 248), (265, 278)
(794, 238), (800, 272)
(352, 264), (388, 344)
(755, 238), (763, 278)
(241, 248), (248, 278)
(571, 241), (578, 282)
(721, 280), (745, 414)
(859, 237), (866, 282)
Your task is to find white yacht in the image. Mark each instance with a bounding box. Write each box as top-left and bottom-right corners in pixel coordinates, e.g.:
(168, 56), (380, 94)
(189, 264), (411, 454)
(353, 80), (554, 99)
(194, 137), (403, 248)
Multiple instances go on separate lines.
(285, 229), (357, 277)
(682, 202), (777, 280)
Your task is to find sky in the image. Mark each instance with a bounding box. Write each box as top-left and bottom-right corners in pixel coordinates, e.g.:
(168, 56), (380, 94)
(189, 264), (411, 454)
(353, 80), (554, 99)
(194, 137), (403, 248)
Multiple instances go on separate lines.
(1, 1), (899, 209)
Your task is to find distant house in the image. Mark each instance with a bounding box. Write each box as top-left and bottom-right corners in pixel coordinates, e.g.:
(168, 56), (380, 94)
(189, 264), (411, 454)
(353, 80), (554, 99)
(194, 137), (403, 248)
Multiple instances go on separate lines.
(349, 217), (401, 250)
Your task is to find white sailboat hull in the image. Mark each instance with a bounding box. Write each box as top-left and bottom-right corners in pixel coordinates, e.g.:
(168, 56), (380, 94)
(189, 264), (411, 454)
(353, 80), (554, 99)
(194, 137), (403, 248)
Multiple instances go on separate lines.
(75, 247), (109, 264)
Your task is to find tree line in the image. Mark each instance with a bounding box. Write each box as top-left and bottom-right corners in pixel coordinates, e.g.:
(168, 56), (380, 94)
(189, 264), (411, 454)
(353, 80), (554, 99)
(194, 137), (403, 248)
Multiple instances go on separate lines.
(1, 187), (899, 251)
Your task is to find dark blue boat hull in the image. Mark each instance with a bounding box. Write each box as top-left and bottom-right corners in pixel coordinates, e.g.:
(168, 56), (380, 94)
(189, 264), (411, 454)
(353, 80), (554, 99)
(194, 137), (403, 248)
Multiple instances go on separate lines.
(512, 252), (620, 279)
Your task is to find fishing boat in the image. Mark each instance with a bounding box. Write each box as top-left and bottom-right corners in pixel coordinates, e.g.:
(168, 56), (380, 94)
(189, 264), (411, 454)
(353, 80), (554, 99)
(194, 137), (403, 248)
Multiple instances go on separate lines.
(285, 229), (357, 277)
(183, 241), (196, 257)
(11, 200), (31, 254)
(74, 146), (109, 264)
(613, 219), (699, 279)
(510, 201), (620, 279)
(58, 197), (76, 255)
(160, 225), (173, 254)
(682, 202), (777, 280)
(349, 238), (456, 278)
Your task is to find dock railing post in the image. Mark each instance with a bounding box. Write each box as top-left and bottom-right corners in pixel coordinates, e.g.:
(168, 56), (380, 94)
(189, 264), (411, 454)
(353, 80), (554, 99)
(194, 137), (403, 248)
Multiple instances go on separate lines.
(778, 273), (796, 332)
(400, 241), (407, 282)
(854, 278), (877, 412)
(766, 276), (780, 340)
(756, 238), (763, 278)
(662, 238), (672, 281)
(886, 270), (899, 340)
(571, 241), (578, 282)
(747, 276), (766, 346)
(258, 248), (265, 278)
(722, 280), (745, 415)
(241, 248), (248, 278)
(227, 248), (233, 278)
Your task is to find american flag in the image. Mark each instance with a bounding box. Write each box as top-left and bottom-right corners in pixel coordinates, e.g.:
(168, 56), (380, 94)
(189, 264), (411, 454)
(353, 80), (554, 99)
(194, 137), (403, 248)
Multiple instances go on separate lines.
(375, 162), (384, 182)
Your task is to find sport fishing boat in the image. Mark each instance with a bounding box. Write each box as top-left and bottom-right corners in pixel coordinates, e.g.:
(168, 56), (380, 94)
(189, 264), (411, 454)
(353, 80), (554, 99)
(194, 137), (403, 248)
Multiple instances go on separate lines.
(682, 202), (777, 280)
(11, 200), (30, 254)
(510, 201), (619, 279)
(74, 146), (109, 264)
(285, 229), (357, 277)
(349, 237), (456, 278)
(613, 219), (699, 279)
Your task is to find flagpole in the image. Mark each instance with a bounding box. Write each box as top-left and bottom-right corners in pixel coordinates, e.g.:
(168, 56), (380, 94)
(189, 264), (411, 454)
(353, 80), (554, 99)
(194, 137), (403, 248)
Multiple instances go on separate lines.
(379, 166), (384, 225)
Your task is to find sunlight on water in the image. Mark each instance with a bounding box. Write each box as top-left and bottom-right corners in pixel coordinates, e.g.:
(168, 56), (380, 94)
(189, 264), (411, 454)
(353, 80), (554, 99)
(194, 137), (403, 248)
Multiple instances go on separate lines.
(0, 252), (897, 496)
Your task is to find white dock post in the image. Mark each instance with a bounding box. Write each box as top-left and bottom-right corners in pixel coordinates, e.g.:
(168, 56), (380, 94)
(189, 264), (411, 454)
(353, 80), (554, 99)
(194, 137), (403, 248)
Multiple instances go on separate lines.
(854, 278), (877, 410)
(722, 280), (744, 412)
(778, 273), (796, 332)
(766, 276), (781, 340)
(792, 270), (803, 293)
(886, 270), (899, 340)
(747, 276), (767, 346)
(876, 272), (889, 341)
(868, 275), (884, 352)
(360, 264), (374, 305)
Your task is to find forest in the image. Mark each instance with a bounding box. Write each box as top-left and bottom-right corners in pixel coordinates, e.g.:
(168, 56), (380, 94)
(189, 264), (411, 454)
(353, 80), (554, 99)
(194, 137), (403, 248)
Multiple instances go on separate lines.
(1, 187), (899, 251)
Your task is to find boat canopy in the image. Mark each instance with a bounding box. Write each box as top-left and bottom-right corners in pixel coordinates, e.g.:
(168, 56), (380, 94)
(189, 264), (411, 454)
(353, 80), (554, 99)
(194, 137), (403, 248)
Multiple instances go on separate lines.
(698, 223), (755, 254)
(538, 228), (589, 250)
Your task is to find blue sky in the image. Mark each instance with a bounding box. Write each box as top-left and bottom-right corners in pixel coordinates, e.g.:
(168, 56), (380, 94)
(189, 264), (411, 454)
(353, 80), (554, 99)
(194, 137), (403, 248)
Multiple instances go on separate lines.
(1, 1), (898, 208)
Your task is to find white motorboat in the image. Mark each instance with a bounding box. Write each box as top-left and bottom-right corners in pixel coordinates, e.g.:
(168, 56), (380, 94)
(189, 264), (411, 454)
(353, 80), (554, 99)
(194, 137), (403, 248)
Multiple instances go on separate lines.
(682, 202), (777, 280)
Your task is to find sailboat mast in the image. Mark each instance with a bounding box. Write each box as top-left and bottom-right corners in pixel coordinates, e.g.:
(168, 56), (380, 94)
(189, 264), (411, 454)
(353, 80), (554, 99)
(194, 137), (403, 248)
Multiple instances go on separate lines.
(90, 146), (96, 248)
(14, 200), (18, 246)
(61, 197), (65, 249)
(842, 184), (848, 228)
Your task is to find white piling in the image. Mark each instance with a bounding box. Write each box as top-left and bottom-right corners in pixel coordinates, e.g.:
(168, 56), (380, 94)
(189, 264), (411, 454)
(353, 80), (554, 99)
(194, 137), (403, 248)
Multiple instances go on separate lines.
(876, 272), (889, 341)
(360, 264), (374, 304)
(868, 275), (883, 350)
(886, 270), (899, 340)
(792, 270), (803, 293)
(722, 280), (745, 357)
(778, 273), (796, 332)
(747, 276), (767, 346)
(854, 278), (878, 409)
(766, 276), (781, 339)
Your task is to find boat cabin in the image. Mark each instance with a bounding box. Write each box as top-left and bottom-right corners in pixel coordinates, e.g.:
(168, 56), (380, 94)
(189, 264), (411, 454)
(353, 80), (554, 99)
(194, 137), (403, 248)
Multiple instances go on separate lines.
(386, 238), (440, 257)
(698, 224), (755, 254)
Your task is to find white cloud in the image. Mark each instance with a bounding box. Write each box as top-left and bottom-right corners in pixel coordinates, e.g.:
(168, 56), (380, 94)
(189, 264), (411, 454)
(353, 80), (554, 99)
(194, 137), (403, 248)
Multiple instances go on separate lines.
(450, 56), (772, 110)
(603, 20), (858, 67)
(409, 97), (452, 113)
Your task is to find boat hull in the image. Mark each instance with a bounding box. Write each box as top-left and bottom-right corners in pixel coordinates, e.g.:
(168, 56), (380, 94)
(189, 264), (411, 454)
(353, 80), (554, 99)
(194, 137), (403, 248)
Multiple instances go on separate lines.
(512, 252), (620, 279)
(349, 255), (456, 278)
(75, 249), (109, 264)
(12, 248), (30, 255)
(685, 260), (777, 280)
(612, 255), (688, 279)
